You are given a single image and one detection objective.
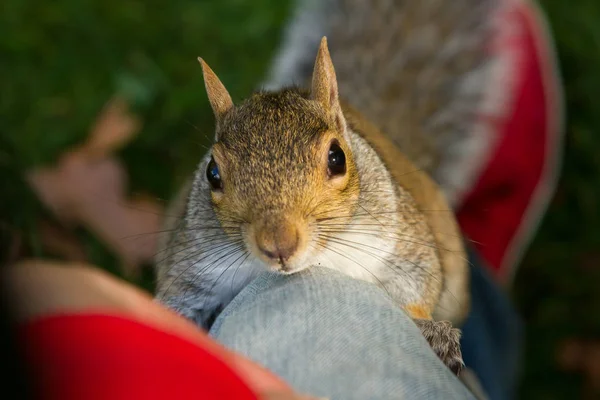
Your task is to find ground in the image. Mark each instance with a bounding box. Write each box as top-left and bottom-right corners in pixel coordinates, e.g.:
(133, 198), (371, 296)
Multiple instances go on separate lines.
(2, 0), (600, 398)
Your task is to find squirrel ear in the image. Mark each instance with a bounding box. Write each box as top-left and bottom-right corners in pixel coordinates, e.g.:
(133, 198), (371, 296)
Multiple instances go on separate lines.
(310, 37), (346, 133)
(198, 57), (234, 125)
(310, 37), (341, 113)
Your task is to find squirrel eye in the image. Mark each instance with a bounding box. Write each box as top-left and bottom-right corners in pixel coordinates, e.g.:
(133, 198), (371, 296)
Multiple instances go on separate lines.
(327, 141), (346, 177)
(206, 157), (223, 190)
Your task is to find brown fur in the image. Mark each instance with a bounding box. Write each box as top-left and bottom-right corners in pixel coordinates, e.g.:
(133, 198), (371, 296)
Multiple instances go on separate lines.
(155, 38), (468, 374)
(341, 100), (470, 323)
(209, 88), (361, 271)
(265, 0), (496, 205)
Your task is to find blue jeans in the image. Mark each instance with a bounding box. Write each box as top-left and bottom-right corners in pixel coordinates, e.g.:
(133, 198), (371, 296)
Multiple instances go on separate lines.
(210, 251), (522, 399)
(460, 249), (524, 400)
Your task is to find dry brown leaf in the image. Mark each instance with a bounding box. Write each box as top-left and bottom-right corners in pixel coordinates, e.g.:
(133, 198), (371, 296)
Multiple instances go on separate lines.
(27, 96), (163, 277)
(79, 96), (142, 159)
(558, 338), (600, 396)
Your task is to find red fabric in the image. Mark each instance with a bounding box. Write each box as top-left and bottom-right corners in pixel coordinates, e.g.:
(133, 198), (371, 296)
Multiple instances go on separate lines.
(457, 2), (555, 281)
(20, 314), (258, 400)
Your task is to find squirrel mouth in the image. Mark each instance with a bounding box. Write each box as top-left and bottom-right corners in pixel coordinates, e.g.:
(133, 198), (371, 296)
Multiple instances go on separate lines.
(265, 259), (303, 275)
(271, 259), (292, 273)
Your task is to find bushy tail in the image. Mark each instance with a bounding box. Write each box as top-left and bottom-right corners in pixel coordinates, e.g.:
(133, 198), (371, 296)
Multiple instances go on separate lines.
(264, 0), (503, 206)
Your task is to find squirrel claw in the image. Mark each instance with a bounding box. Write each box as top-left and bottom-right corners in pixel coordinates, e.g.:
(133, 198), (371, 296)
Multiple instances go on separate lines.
(414, 319), (464, 375)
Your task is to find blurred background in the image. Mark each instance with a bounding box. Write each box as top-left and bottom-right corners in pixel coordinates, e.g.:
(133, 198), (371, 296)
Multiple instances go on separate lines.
(1, 0), (600, 398)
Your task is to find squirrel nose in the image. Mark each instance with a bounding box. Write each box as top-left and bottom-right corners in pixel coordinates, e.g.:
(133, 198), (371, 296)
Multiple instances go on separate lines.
(255, 221), (299, 263)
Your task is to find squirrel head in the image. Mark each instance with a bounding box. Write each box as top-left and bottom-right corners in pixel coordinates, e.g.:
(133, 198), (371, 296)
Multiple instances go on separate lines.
(197, 37), (360, 273)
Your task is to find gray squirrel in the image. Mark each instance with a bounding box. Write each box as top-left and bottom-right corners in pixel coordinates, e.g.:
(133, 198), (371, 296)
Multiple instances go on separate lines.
(155, 0), (498, 375)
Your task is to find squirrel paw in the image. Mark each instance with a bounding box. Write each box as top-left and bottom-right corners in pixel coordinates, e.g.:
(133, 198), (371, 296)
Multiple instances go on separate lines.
(414, 319), (464, 375)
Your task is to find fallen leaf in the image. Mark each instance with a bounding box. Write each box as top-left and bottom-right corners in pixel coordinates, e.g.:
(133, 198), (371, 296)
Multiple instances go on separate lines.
(79, 96), (142, 159)
(27, 96), (164, 277)
(558, 338), (600, 397)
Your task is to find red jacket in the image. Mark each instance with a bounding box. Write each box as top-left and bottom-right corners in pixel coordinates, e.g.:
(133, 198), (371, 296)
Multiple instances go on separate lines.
(20, 314), (258, 400)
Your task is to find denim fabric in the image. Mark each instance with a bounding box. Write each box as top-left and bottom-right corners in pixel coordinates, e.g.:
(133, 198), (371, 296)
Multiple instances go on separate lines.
(460, 248), (524, 400)
(210, 267), (476, 400)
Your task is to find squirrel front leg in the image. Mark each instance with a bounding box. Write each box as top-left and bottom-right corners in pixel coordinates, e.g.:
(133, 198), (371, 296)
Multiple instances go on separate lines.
(404, 303), (465, 375)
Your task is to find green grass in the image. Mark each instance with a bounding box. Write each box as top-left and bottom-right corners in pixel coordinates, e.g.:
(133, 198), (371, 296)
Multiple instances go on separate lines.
(513, 1), (600, 398)
(0, 0), (292, 286)
(1, 0), (599, 398)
